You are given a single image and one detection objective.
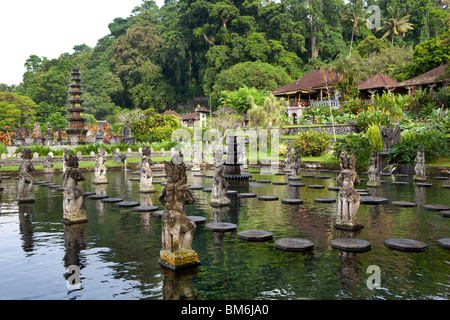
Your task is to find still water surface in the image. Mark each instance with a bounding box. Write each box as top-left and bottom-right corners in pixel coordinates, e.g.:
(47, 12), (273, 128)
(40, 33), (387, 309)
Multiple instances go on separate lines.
(0, 168), (449, 300)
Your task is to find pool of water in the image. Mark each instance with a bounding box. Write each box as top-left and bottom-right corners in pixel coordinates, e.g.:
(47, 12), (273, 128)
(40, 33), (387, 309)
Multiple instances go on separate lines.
(0, 168), (449, 300)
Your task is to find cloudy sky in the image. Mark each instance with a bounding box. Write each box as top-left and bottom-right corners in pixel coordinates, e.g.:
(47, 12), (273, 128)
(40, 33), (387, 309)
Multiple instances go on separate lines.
(0, 0), (164, 86)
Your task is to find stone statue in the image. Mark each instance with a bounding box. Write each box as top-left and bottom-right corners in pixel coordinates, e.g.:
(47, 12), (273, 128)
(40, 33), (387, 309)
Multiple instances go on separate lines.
(290, 148), (301, 177)
(62, 149), (71, 174)
(42, 154), (54, 174)
(211, 162), (231, 206)
(284, 146), (292, 171)
(379, 124), (401, 153)
(140, 146), (155, 192)
(158, 154), (198, 269)
(414, 148), (426, 181)
(93, 147), (108, 184)
(0, 163), (3, 191)
(335, 150), (362, 230)
(17, 148), (35, 203)
(191, 145), (201, 171)
(46, 122), (54, 146)
(95, 125), (104, 144)
(367, 148), (381, 187)
(62, 155), (87, 224)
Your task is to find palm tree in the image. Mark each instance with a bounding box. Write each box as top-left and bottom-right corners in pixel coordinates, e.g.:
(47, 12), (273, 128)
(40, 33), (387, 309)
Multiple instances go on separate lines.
(377, 4), (414, 45)
(342, 0), (368, 55)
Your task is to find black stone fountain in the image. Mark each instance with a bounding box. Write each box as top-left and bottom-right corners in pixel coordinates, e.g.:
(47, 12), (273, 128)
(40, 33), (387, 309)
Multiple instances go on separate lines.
(223, 135), (251, 188)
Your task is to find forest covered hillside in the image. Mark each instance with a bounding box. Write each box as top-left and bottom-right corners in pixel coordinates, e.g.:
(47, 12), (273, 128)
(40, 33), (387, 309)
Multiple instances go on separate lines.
(0, 0), (449, 130)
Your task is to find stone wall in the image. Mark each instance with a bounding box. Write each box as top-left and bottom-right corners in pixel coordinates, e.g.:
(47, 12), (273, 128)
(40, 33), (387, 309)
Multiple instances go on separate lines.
(282, 123), (358, 136)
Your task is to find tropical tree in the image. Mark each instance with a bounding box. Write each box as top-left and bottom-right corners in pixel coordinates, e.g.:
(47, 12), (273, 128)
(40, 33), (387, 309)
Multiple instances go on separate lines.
(377, 4), (414, 45)
(341, 0), (368, 55)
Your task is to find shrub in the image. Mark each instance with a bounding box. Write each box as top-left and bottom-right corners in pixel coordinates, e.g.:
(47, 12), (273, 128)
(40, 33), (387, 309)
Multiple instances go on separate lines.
(333, 133), (372, 169)
(355, 105), (392, 132)
(292, 130), (331, 157)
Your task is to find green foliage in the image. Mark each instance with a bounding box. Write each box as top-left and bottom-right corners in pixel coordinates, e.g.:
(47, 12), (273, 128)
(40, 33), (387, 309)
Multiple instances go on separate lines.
(17, 145), (64, 157)
(0, 92), (38, 131)
(131, 108), (181, 143)
(292, 130), (331, 157)
(355, 105), (392, 132)
(0, 143), (7, 155)
(355, 35), (388, 57)
(218, 86), (269, 114)
(333, 133), (373, 169)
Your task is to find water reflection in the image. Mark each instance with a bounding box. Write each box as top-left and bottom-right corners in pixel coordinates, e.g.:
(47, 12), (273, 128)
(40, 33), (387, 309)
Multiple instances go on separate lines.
(18, 202), (34, 254)
(161, 267), (198, 300)
(63, 222), (87, 294)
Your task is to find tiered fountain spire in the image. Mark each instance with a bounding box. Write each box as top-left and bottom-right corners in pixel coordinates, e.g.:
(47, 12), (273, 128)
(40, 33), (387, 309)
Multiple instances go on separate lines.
(66, 67), (88, 145)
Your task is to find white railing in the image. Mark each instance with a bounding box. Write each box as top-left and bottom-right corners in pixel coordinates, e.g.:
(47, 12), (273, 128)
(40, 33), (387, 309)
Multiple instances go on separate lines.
(310, 100), (340, 109)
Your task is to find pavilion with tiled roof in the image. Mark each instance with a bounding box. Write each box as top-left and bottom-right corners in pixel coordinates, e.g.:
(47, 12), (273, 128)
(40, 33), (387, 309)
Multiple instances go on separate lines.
(161, 109), (182, 119)
(357, 72), (398, 99)
(389, 65), (449, 94)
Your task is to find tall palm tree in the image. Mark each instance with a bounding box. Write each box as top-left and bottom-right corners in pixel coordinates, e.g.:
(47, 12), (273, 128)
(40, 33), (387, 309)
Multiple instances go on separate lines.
(377, 4), (414, 45)
(342, 0), (368, 55)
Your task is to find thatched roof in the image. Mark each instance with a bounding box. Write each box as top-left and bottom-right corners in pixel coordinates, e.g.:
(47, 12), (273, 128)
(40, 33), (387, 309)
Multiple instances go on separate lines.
(212, 106), (238, 115)
(161, 109), (182, 118)
(357, 72), (397, 90)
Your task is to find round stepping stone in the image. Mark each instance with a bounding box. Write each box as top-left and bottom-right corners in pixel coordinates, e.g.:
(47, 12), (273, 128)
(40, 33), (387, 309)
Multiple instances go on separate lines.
(202, 188), (212, 193)
(394, 174), (409, 177)
(317, 176), (331, 179)
(152, 210), (164, 218)
(391, 201), (417, 207)
(226, 190), (238, 196)
(272, 181), (287, 185)
(188, 216), (206, 225)
(437, 238), (450, 249)
(434, 176), (449, 180)
(238, 230), (273, 242)
(237, 193), (257, 198)
(314, 198), (336, 203)
(416, 183), (433, 187)
(87, 194), (109, 200)
(281, 199), (304, 205)
(289, 183), (305, 187)
(256, 180), (271, 183)
(330, 238), (371, 252)
(424, 204), (450, 211)
(189, 186), (204, 190)
(101, 197), (123, 203)
(129, 177), (140, 181)
(442, 185), (450, 189)
(438, 210), (450, 217)
(328, 187), (340, 191)
(249, 179), (256, 182)
(384, 238), (428, 252)
(288, 177), (302, 181)
(302, 175), (314, 178)
(307, 185), (324, 189)
(393, 181), (409, 185)
(205, 222), (237, 232)
(275, 238), (314, 252)
(115, 201), (140, 207)
(360, 196), (388, 205)
(318, 169), (330, 172)
(83, 192), (95, 197)
(274, 172), (286, 175)
(258, 195), (278, 201)
(193, 173), (205, 177)
(133, 205), (159, 212)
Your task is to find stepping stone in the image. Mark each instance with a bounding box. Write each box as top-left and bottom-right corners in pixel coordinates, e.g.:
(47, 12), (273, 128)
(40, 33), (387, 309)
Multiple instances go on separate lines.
(359, 178), (367, 181)
(393, 181), (409, 185)
(384, 238), (428, 252)
(394, 174), (409, 177)
(437, 238), (450, 249)
(256, 180), (271, 183)
(289, 183), (305, 187)
(380, 172), (392, 176)
(193, 173), (205, 177)
(330, 238), (371, 253)
(288, 177), (302, 181)
(129, 177), (140, 181)
(314, 198), (336, 203)
(87, 194), (108, 200)
(188, 216), (207, 225)
(152, 210), (164, 218)
(83, 192), (95, 197)
(115, 201), (140, 207)
(237, 193), (257, 198)
(302, 175), (314, 178)
(204, 175), (214, 178)
(318, 169), (330, 172)
(308, 185), (324, 189)
(188, 186), (204, 190)
(272, 181), (287, 185)
(202, 188), (212, 193)
(391, 201), (417, 207)
(101, 198), (123, 203)
(434, 176), (449, 180)
(360, 196), (388, 205)
(49, 184), (62, 188)
(133, 205), (159, 212)
(438, 210), (450, 218)
(275, 238), (314, 252)
(56, 187), (65, 191)
(442, 185), (450, 189)
(238, 230), (273, 242)
(257, 195), (278, 201)
(249, 179), (256, 182)
(274, 172), (286, 175)
(328, 187), (340, 191)
(358, 192), (371, 196)
(317, 176), (331, 179)
(226, 190), (238, 196)
(205, 222), (237, 232)
(281, 199), (304, 205)
(416, 183), (433, 187)
(424, 204), (450, 211)
(249, 171), (260, 174)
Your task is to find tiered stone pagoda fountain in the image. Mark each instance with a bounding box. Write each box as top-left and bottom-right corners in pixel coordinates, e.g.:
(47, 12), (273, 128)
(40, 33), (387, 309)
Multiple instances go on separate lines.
(66, 67), (88, 145)
(223, 135), (251, 188)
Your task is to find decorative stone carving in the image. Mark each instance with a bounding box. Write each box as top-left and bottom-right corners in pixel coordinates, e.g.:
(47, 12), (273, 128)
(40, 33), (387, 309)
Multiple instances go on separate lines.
(379, 124), (401, 153)
(210, 161), (231, 207)
(62, 155), (87, 224)
(43, 154), (54, 174)
(335, 149), (362, 230)
(367, 148), (381, 187)
(93, 147), (108, 184)
(290, 148), (301, 177)
(62, 149), (71, 174)
(139, 146), (155, 193)
(191, 145), (201, 171)
(414, 148), (427, 181)
(158, 154), (199, 270)
(284, 146), (292, 171)
(16, 148), (35, 203)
